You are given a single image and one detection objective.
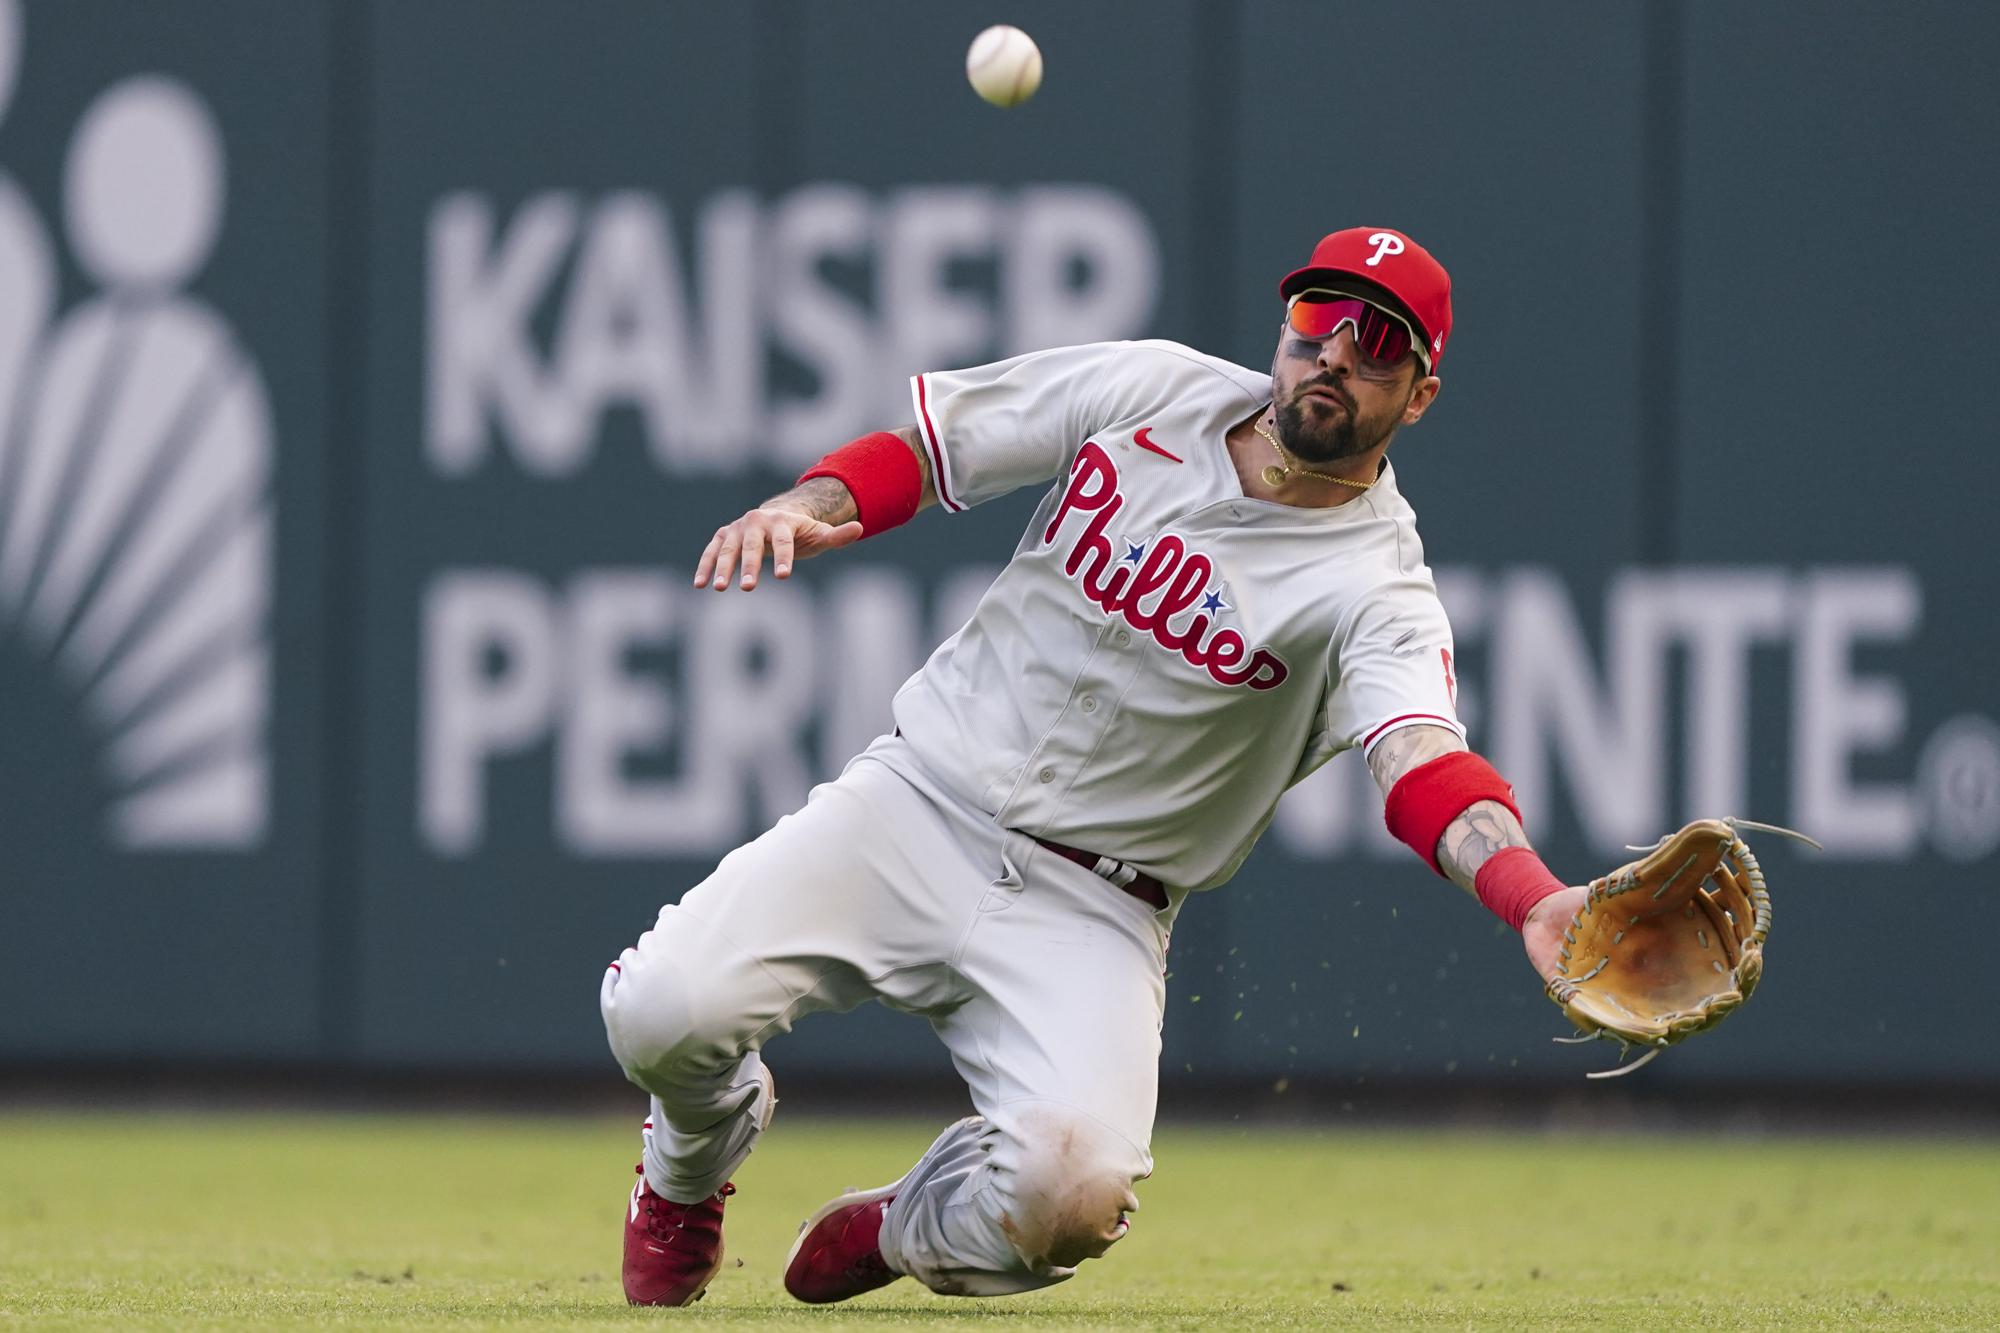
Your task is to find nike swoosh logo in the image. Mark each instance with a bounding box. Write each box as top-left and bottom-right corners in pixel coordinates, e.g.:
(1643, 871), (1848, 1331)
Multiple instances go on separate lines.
(630, 1180), (643, 1224)
(1132, 427), (1183, 463)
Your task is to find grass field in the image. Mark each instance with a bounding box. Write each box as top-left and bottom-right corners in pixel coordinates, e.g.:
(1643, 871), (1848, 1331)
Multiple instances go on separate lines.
(1, 1111), (1996, 1329)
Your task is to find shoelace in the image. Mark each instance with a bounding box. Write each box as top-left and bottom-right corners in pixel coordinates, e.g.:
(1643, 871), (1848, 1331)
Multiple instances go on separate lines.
(634, 1168), (734, 1241)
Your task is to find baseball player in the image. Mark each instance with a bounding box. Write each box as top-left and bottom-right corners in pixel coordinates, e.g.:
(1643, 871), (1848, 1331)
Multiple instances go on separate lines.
(601, 226), (1591, 1306)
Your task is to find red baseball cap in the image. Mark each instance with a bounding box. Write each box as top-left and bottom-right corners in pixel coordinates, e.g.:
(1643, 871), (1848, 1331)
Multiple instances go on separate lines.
(1279, 227), (1453, 370)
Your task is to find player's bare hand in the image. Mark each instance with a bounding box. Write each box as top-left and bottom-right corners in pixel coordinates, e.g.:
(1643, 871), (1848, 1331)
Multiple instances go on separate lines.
(1522, 884), (1590, 985)
(693, 504), (865, 592)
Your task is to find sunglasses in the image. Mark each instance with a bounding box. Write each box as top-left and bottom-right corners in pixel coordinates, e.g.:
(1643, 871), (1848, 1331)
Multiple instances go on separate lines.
(1285, 289), (1430, 372)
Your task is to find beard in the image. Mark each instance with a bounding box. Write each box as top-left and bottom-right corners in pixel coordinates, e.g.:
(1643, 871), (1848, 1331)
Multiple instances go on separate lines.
(1274, 380), (1401, 464)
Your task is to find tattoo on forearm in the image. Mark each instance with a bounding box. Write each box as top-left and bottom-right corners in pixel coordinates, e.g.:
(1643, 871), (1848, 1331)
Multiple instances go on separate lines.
(765, 427), (939, 525)
(766, 477), (859, 524)
(1437, 799), (1530, 894)
(1365, 725), (1460, 791)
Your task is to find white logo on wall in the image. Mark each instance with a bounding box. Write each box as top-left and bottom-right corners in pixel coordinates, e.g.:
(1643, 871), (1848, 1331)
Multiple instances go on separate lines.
(410, 182), (1994, 868)
(0, 0), (273, 849)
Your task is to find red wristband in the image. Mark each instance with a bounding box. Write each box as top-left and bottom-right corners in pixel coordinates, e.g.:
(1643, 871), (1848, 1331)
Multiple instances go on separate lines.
(799, 432), (922, 536)
(1473, 847), (1567, 933)
(1382, 750), (1522, 876)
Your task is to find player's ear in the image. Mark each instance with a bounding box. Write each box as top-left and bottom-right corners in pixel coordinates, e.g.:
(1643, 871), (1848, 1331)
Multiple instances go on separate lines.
(1402, 373), (1441, 425)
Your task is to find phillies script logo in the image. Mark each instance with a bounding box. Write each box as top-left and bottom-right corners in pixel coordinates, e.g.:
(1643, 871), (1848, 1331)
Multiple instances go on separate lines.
(1044, 442), (1289, 691)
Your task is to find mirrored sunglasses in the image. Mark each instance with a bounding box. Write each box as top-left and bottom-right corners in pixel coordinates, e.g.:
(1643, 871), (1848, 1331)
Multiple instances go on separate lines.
(1285, 289), (1430, 372)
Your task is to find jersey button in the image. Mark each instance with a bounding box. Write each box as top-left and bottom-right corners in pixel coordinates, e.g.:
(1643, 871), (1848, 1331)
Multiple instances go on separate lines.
(1081, 696), (1098, 713)
(1038, 767), (1055, 784)
(1115, 629), (1132, 647)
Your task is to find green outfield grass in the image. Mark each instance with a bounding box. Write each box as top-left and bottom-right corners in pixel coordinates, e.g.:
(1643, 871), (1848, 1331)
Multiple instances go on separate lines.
(1, 1110), (1995, 1329)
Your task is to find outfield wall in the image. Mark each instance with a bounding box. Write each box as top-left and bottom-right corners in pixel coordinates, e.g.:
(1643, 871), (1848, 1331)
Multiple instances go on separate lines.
(1, 1), (1995, 1085)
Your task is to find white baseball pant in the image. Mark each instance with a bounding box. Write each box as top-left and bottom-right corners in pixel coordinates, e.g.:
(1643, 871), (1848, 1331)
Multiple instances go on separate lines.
(599, 733), (1174, 1295)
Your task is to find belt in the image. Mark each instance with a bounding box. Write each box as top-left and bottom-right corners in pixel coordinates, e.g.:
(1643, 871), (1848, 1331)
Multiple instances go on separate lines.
(1032, 837), (1169, 912)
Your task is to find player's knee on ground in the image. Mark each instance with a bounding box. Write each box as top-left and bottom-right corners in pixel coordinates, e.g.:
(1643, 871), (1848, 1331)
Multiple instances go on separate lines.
(993, 1107), (1145, 1271)
(599, 923), (747, 1095)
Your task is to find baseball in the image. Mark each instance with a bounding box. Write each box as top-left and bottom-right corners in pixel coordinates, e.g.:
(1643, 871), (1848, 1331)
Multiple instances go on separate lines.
(966, 25), (1042, 108)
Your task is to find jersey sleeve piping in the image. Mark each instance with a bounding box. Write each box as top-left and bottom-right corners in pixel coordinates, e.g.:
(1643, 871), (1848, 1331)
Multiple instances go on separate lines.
(1359, 711), (1466, 759)
(909, 373), (964, 514)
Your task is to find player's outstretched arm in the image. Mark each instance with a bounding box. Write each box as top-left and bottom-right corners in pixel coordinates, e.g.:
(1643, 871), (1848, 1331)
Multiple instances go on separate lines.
(694, 427), (938, 592)
(1366, 724), (1589, 982)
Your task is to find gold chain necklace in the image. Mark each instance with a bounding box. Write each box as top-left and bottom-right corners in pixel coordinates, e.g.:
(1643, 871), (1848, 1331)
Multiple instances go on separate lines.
(1252, 418), (1377, 492)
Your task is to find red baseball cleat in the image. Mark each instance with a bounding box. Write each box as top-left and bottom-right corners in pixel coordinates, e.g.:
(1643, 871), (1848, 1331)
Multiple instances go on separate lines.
(782, 1173), (909, 1304)
(622, 1167), (735, 1306)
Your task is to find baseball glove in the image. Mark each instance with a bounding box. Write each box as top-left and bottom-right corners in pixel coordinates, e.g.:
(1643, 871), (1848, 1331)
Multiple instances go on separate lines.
(1546, 817), (1817, 1079)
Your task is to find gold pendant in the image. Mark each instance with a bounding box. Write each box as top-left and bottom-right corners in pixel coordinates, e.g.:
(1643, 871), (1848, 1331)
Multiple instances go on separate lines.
(1261, 464), (1288, 487)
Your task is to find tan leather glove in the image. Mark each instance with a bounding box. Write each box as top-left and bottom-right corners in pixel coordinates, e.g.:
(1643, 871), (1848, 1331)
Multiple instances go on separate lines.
(1546, 818), (1813, 1078)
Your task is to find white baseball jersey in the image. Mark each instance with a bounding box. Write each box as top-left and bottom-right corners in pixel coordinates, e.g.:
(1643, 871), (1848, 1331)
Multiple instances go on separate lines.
(894, 339), (1464, 892)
